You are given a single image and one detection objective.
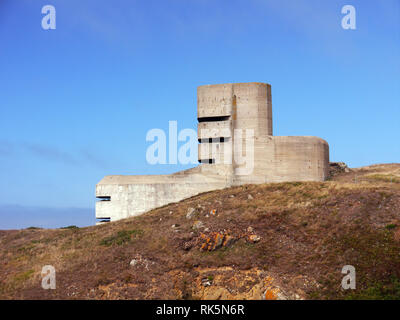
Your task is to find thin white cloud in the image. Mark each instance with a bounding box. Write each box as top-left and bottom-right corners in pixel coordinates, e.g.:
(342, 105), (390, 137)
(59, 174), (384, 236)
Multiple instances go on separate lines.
(0, 140), (109, 168)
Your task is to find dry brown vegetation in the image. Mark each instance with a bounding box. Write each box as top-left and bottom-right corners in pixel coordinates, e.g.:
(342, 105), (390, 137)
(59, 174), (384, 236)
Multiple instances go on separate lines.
(1, 163), (400, 300)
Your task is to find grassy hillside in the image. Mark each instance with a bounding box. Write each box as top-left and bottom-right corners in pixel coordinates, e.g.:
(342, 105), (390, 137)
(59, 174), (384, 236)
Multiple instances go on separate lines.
(1, 163), (400, 300)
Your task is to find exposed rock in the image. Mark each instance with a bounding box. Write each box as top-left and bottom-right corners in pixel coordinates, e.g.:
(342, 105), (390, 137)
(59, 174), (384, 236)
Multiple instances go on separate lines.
(186, 207), (196, 219)
(202, 280), (212, 287)
(129, 254), (154, 270)
(248, 234), (261, 243)
(214, 233), (224, 249)
(199, 231), (237, 251)
(192, 220), (205, 230)
(191, 267), (288, 300)
(329, 162), (350, 178)
(223, 235), (236, 247)
(183, 242), (193, 251)
(129, 259), (138, 267)
(201, 278), (213, 287)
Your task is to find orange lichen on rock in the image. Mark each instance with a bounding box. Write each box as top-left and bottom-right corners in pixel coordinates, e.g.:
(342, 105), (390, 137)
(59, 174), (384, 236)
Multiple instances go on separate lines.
(197, 227), (263, 251)
(264, 289), (278, 300)
(247, 234), (261, 243)
(263, 276), (279, 300)
(199, 231), (236, 251)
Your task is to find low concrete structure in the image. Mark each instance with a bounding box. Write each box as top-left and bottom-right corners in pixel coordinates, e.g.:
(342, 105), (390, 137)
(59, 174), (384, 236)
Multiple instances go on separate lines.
(96, 83), (329, 223)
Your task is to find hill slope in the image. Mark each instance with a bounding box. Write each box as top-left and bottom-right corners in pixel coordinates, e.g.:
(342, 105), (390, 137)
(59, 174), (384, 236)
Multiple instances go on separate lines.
(1, 163), (400, 300)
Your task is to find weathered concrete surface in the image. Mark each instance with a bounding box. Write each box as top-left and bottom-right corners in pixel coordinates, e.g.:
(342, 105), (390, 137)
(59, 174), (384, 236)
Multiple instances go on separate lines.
(96, 82), (329, 223)
(234, 136), (329, 185)
(96, 170), (229, 221)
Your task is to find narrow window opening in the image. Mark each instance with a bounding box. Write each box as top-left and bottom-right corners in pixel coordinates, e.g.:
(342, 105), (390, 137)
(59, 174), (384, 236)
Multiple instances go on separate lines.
(198, 116), (230, 123)
(198, 137), (230, 143)
(199, 159), (215, 164)
(96, 196), (111, 201)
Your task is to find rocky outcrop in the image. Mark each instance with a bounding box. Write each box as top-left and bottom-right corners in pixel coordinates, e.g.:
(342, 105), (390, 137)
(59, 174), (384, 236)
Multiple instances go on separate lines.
(329, 162), (350, 178)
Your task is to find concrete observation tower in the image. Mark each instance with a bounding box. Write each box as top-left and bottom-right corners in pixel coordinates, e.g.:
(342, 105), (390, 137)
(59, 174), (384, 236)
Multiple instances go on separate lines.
(96, 83), (329, 223)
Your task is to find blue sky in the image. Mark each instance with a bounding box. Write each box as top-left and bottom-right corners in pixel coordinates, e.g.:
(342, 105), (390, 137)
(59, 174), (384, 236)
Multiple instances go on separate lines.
(0, 0), (399, 229)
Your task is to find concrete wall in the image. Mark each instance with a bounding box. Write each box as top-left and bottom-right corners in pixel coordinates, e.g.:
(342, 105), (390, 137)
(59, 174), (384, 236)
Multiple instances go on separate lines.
(96, 170), (229, 222)
(233, 136), (329, 185)
(96, 82), (329, 223)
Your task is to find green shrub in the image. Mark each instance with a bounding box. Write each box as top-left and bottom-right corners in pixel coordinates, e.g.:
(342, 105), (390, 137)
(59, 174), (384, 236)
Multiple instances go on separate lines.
(345, 277), (400, 300)
(14, 269), (34, 283)
(100, 229), (143, 246)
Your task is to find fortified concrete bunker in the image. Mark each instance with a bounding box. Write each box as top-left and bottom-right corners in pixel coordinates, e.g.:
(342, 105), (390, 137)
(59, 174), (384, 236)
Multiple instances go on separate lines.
(96, 83), (329, 223)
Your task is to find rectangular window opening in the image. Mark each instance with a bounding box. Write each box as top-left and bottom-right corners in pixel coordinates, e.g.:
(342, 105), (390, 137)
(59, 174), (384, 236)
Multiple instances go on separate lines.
(199, 159), (215, 164)
(96, 196), (111, 201)
(198, 137), (230, 143)
(198, 116), (230, 123)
